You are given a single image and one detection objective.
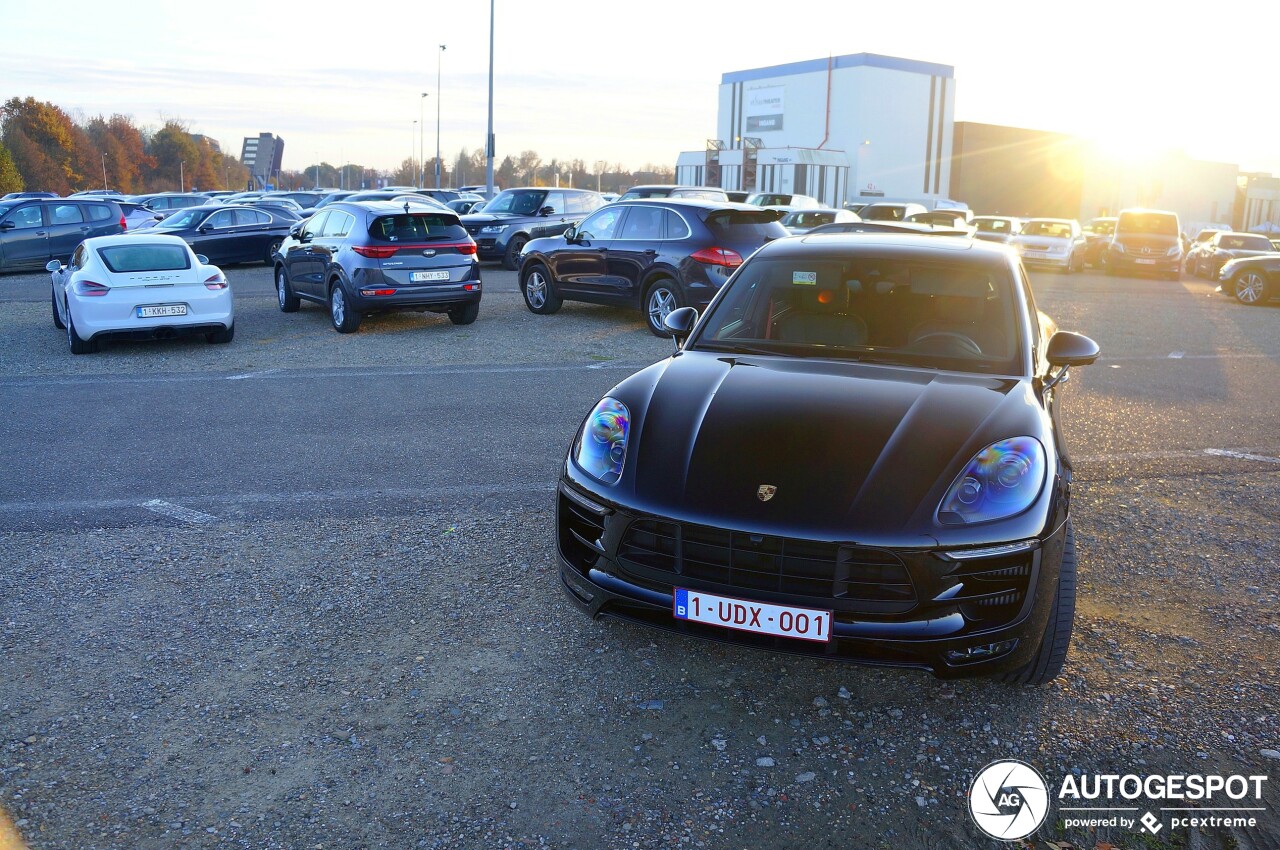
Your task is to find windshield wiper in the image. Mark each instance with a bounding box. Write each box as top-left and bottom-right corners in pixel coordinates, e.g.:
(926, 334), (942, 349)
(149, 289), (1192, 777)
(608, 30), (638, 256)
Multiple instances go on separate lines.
(694, 341), (791, 357)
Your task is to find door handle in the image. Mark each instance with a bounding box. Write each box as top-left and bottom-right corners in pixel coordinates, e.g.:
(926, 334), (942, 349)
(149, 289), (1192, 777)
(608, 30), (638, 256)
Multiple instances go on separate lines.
(79, 226), (92, 232)
(36, 231), (47, 236)
(643, 249), (656, 255)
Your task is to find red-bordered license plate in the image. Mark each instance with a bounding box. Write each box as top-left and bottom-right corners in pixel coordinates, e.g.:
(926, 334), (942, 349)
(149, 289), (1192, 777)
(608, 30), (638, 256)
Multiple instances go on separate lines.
(673, 587), (832, 643)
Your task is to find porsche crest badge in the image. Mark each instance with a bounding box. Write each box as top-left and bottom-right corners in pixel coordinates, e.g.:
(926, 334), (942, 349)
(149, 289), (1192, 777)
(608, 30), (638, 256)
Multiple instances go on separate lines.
(757, 485), (777, 502)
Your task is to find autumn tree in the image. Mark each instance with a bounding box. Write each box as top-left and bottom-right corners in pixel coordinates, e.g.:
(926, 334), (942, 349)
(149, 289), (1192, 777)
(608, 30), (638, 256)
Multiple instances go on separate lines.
(1, 97), (90, 194)
(0, 142), (23, 194)
(388, 157), (418, 186)
(147, 120), (200, 191)
(85, 114), (154, 193)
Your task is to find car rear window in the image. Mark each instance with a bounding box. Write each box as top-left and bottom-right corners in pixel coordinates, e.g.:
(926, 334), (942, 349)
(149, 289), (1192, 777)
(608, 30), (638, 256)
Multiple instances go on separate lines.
(86, 204), (113, 221)
(98, 244), (192, 273)
(705, 210), (788, 241)
(369, 213), (466, 242)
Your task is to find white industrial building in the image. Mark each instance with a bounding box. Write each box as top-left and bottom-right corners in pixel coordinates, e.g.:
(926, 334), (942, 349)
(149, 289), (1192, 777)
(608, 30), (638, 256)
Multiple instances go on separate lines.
(675, 53), (956, 207)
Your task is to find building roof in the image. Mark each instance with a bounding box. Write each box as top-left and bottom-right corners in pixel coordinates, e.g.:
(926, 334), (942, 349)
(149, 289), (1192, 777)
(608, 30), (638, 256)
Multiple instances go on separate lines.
(721, 52), (953, 85)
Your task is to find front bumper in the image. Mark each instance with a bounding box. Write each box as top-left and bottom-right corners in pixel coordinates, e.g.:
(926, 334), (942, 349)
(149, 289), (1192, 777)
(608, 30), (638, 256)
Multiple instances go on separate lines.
(1021, 252), (1071, 269)
(556, 482), (1067, 679)
(1108, 252), (1180, 274)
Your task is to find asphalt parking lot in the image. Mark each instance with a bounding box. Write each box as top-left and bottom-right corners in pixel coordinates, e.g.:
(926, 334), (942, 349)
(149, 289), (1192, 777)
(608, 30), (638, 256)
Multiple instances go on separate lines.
(1, 261), (1278, 849)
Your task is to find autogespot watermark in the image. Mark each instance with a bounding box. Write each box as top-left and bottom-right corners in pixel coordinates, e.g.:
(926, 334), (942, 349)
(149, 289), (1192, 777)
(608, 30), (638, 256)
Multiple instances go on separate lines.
(968, 760), (1270, 840)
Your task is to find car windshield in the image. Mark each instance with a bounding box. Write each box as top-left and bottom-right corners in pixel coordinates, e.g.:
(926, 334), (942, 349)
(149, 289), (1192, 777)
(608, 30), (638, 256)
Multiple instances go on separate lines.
(1021, 221), (1073, 238)
(98, 244), (192, 273)
(750, 194), (792, 207)
(618, 188), (669, 200)
(782, 212), (835, 228)
(1086, 220), (1116, 236)
(692, 254), (1021, 374)
(862, 206), (908, 221)
(152, 208), (205, 230)
(482, 190), (547, 216)
(975, 219), (1011, 233)
(1117, 212), (1178, 236)
(1220, 234), (1272, 250)
(369, 213), (466, 242)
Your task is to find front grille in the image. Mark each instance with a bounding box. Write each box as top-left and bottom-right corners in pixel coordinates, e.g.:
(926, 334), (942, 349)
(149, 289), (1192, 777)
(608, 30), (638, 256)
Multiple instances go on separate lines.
(558, 492), (606, 573)
(618, 519), (916, 609)
(944, 554), (1033, 621)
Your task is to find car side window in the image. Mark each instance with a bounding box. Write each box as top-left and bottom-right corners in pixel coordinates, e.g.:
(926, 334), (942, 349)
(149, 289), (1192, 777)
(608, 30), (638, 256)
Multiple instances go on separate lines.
(662, 210), (691, 240)
(302, 211), (329, 240)
(332, 212), (354, 237)
(5, 206), (44, 229)
(564, 194), (593, 215)
(320, 211), (351, 238)
(207, 210), (235, 229)
(619, 206), (664, 240)
(233, 209), (263, 226)
(577, 207), (624, 241)
(51, 204), (84, 225)
(70, 244), (86, 270)
(86, 204), (112, 222)
(542, 192), (566, 215)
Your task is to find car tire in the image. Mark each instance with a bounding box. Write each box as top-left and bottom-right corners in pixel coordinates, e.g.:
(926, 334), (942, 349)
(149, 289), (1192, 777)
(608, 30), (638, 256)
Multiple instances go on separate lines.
(206, 324), (235, 344)
(520, 263), (562, 314)
(66, 309), (98, 355)
(51, 288), (65, 329)
(1234, 270), (1267, 306)
(502, 234), (529, 271)
(643, 278), (682, 337)
(1001, 521), (1076, 686)
(264, 239), (282, 266)
(448, 301), (480, 325)
(276, 266), (299, 313)
(329, 281), (361, 333)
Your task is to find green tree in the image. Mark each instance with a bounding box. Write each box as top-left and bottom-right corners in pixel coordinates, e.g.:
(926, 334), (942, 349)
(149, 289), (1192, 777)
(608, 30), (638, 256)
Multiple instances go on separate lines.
(147, 120), (200, 191)
(0, 142), (23, 194)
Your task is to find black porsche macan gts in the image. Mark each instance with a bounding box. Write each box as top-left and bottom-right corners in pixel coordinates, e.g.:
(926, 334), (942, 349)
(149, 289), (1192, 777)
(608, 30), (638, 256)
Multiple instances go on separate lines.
(556, 235), (1100, 683)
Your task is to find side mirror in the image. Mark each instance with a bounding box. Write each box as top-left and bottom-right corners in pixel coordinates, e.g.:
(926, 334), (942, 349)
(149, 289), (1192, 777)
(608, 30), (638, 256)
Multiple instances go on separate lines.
(664, 306), (699, 349)
(288, 225), (302, 238)
(0, 220), (15, 231)
(563, 225), (578, 244)
(45, 259), (63, 272)
(195, 254), (209, 265)
(539, 205), (555, 217)
(198, 225), (211, 233)
(1046, 331), (1100, 368)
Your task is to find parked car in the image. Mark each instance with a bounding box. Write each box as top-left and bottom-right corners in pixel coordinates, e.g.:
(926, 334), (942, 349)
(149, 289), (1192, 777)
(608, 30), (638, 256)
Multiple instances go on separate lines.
(116, 200), (165, 231)
(1105, 209), (1181, 280)
(725, 191), (752, 203)
(47, 233), (234, 353)
(446, 198), (485, 215)
(148, 204), (295, 266)
(779, 208), (860, 235)
(906, 210), (975, 235)
(462, 187), (606, 270)
(746, 192), (823, 211)
(1216, 254), (1280, 305)
(556, 234), (1099, 683)
(1081, 217), (1117, 267)
(127, 193), (210, 212)
(272, 201), (481, 332)
(0, 197), (126, 272)
(807, 220), (970, 237)
(261, 191), (327, 210)
(618, 185), (729, 202)
(859, 202), (929, 222)
(458, 184), (501, 199)
(342, 190), (446, 208)
(517, 199), (787, 336)
(971, 216), (1024, 244)
(1, 191), (59, 200)
(313, 191), (358, 210)
(1012, 218), (1086, 272)
(1187, 231), (1276, 279)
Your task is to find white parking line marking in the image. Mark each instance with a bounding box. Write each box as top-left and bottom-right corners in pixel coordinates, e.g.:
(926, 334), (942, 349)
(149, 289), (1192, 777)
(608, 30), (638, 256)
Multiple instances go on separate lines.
(1203, 448), (1280, 465)
(140, 499), (219, 524)
(226, 368), (282, 381)
(1168, 351), (1184, 359)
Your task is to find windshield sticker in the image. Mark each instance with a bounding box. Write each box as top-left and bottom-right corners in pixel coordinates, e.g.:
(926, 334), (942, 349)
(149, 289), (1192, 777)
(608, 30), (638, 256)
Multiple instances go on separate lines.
(792, 271), (817, 285)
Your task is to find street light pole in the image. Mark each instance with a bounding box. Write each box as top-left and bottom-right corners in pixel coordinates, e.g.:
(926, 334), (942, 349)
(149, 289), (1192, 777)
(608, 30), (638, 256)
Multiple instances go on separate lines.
(485, 0), (495, 197)
(436, 44), (446, 189)
(179, 160), (185, 192)
(101, 152), (108, 190)
(419, 93), (428, 187)
(412, 120), (418, 184)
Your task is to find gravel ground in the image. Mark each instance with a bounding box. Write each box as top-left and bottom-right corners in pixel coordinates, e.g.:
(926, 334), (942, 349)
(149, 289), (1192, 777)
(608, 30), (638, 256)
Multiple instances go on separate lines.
(1, 266), (1278, 848)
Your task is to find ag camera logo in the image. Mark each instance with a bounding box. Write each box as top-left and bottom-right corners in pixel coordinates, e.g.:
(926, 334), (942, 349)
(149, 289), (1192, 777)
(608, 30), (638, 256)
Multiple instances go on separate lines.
(969, 760), (1050, 840)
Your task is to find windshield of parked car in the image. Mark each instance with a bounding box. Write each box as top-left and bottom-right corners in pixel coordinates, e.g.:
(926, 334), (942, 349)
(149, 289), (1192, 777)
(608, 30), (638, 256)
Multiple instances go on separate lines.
(1085, 219), (1116, 236)
(975, 218), (1013, 233)
(861, 205), (909, 222)
(98, 244), (192, 273)
(782, 211), (836, 228)
(692, 253), (1021, 374)
(618, 188), (670, 200)
(750, 194), (792, 207)
(482, 190), (547, 216)
(152, 208), (206, 230)
(1117, 212), (1178, 236)
(1020, 221), (1073, 238)
(369, 212), (467, 242)
(1218, 234), (1273, 251)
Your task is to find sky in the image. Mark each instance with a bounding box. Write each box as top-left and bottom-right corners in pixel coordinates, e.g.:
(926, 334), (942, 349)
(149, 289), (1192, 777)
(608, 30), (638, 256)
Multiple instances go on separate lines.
(3, 1), (1279, 178)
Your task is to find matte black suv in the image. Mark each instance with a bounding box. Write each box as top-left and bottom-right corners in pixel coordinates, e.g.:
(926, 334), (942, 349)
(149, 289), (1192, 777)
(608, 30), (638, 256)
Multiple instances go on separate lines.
(0, 197), (126, 272)
(517, 199), (787, 336)
(461, 187), (606, 270)
(273, 201), (481, 333)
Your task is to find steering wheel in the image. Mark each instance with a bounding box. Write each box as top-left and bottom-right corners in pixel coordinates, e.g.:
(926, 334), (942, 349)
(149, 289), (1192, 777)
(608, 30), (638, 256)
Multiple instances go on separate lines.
(907, 332), (984, 357)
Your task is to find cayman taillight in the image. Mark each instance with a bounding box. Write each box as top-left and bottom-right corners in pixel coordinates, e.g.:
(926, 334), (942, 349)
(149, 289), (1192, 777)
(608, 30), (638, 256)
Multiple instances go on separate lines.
(75, 280), (110, 296)
(204, 273), (228, 290)
(689, 247), (744, 268)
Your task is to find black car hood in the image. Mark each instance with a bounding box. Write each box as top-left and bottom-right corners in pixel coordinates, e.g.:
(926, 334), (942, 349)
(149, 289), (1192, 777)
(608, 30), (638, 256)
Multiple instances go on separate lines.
(598, 351), (1051, 545)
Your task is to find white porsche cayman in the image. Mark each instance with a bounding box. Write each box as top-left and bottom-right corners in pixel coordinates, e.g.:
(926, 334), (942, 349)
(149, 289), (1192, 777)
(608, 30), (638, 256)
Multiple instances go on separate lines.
(47, 233), (234, 354)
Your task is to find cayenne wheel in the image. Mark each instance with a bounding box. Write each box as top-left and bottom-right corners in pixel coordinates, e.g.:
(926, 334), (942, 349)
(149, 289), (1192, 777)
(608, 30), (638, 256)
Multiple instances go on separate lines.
(329, 282), (361, 333)
(276, 266), (299, 313)
(644, 279), (682, 337)
(264, 239), (282, 266)
(206, 324), (235, 344)
(51, 287), (65, 329)
(502, 234), (528, 271)
(1001, 521), (1076, 686)
(66, 308), (98, 355)
(1234, 270), (1267, 305)
(520, 263), (562, 314)
(448, 301), (480, 325)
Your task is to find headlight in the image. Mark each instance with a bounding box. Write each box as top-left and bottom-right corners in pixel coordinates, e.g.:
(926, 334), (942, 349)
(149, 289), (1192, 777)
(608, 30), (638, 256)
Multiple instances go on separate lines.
(574, 397), (630, 484)
(1110, 243), (1125, 254)
(938, 437), (1046, 525)
(479, 224), (508, 234)
(1165, 247), (1181, 257)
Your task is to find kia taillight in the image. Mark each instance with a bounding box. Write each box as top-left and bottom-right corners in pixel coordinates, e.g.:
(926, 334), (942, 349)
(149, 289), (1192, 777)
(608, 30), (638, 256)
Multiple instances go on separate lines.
(352, 245), (398, 259)
(359, 288), (397, 297)
(457, 242), (477, 255)
(204, 273), (228, 290)
(689, 247), (744, 268)
(119, 214), (128, 232)
(76, 280), (110, 296)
